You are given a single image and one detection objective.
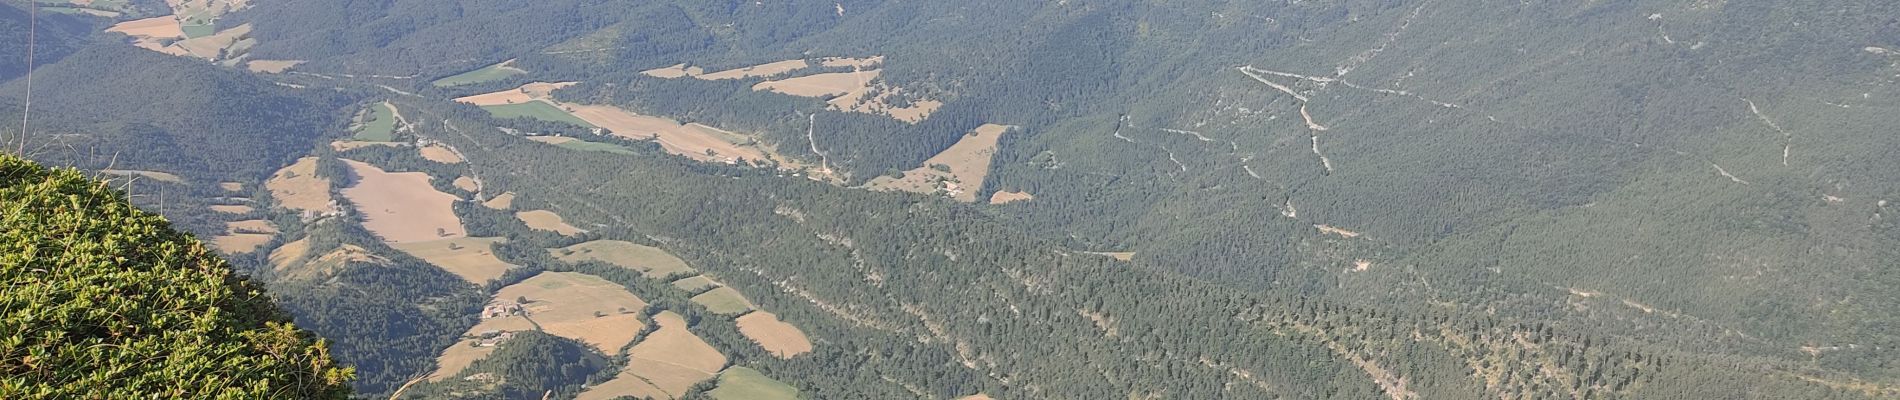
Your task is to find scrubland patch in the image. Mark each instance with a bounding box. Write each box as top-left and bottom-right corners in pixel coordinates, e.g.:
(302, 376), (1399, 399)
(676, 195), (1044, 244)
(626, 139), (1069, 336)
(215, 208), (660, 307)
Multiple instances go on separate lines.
(340, 159), (466, 243)
(244, 59), (302, 73)
(735, 312), (813, 358)
(670, 275), (719, 292)
(100, 169), (183, 183)
(516, 210), (586, 236)
(550, 240), (695, 278)
(390, 237), (516, 284)
(862, 124), (1013, 202)
(1083, 251), (1137, 261)
(432, 59), (528, 87)
(452, 176), (479, 192)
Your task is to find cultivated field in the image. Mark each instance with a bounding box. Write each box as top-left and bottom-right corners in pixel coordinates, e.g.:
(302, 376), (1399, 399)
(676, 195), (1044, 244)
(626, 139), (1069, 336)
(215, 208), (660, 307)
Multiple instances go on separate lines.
(340, 159), (466, 243)
(452, 176), (479, 192)
(267, 239), (311, 270)
(639, 63), (705, 79)
(495, 272), (650, 352)
(481, 102), (597, 128)
(753, 70), (880, 97)
(670, 275), (719, 292)
(432, 59), (528, 87)
(989, 190), (1034, 204)
(707, 367), (799, 400)
(697, 59), (811, 80)
(567, 104), (776, 164)
(106, 16), (184, 51)
(550, 240), (695, 278)
(423, 339), (495, 382)
(100, 169), (184, 184)
(211, 219), (276, 254)
(517, 210), (586, 236)
(210, 204), (254, 214)
(735, 311), (813, 358)
(690, 287), (755, 315)
(419, 144), (464, 164)
(581, 311), (727, 399)
(218, 182), (243, 192)
(453, 82), (577, 106)
(353, 103), (399, 141)
(245, 59), (302, 73)
(529, 136), (637, 154)
(482, 192), (516, 210)
(390, 237), (516, 284)
(863, 124), (1014, 202)
(271, 240), (384, 282)
(264, 157), (335, 214)
(171, 23), (253, 60)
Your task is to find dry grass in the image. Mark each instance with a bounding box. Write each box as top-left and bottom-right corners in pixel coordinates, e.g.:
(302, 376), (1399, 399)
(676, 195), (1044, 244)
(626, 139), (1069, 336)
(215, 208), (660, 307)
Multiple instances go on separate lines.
(1083, 251), (1137, 261)
(863, 124), (1013, 202)
(753, 70), (879, 97)
(424, 340), (496, 382)
(482, 192), (516, 210)
(690, 287), (754, 315)
(328, 141), (405, 151)
(171, 23), (252, 60)
(697, 59), (811, 80)
(106, 16), (184, 48)
(209, 204), (253, 214)
(957, 395), (996, 400)
(245, 59), (302, 73)
(819, 56), (883, 68)
(226, 219), (277, 234)
(735, 311), (813, 358)
(576, 372), (671, 400)
(517, 210), (586, 236)
(640, 63), (697, 79)
(211, 233), (272, 254)
(100, 169), (184, 184)
(390, 237), (517, 284)
(670, 275), (718, 292)
(567, 104), (778, 165)
(218, 182), (243, 192)
(452, 176), (479, 192)
(550, 240), (696, 278)
(496, 272), (650, 352)
(265, 157), (335, 214)
(419, 144), (465, 164)
(268, 239), (312, 271)
(340, 159), (466, 243)
(597, 311), (727, 399)
(528, 136), (577, 145)
(989, 191), (1034, 204)
(1315, 224), (1363, 238)
(452, 82), (578, 106)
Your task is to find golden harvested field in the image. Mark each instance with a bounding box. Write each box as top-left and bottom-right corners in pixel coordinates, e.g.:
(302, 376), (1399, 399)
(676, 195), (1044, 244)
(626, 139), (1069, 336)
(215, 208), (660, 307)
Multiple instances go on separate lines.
(697, 59), (811, 80)
(452, 82), (578, 106)
(690, 287), (754, 315)
(482, 192), (516, 210)
(639, 63), (705, 79)
(834, 92), (943, 124)
(419, 144), (465, 164)
(106, 16), (184, 46)
(496, 272), (650, 352)
(100, 169), (184, 184)
(588, 311), (726, 399)
(218, 182), (244, 192)
(863, 124), (1013, 202)
(268, 239), (311, 270)
(390, 237), (516, 284)
(958, 394), (997, 400)
(1084, 251), (1137, 261)
(210, 204), (254, 214)
(245, 59), (302, 73)
(340, 159), (467, 243)
(517, 210), (586, 236)
(328, 141), (405, 151)
(226, 219), (277, 234)
(576, 373), (670, 400)
(670, 275), (719, 292)
(989, 190), (1034, 204)
(211, 233), (271, 254)
(452, 176), (479, 192)
(819, 56), (883, 68)
(735, 311), (813, 358)
(550, 240), (695, 278)
(424, 339), (496, 382)
(754, 70), (879, 98)
(567, 104), (777, 165)
(265, 157), (335, 214)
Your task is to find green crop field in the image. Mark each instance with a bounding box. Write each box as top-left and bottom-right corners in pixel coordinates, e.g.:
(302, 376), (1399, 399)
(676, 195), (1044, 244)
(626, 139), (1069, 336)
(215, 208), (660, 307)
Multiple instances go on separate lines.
(181, 23), (215, 38)
(352, 103), (397, 141)
(707, 367), (798, 400)
(481, 102), (595, 129)
(431, 61), (526, 87)
(689, 287), (752, 315)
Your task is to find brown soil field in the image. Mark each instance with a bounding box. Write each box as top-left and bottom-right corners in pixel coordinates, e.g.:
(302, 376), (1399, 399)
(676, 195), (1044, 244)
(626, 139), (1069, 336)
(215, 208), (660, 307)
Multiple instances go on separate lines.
(690, 287), (755, 315)
(452, 176), (479, 192)
(390, 237), (516, 284)
(496, 272), (650, 352)
(697, 59), (811, 80)
(265, 157), (335, 214)
(670, 275), (719, 292)
(753, 70), (880, 98)
(863, 124), (1013, 202)
(328, 141), (405, 151)
(106, 16), (184, 40)
(517, 210), (586, 236)
(452, 82), (578, 106)
(245, 59), (302, 73)
(482, 192), (516, 210)
(340, 159), (467, 243)
(566, 104), (776, 164)
(989, 190), (1034, 204)
(100, 169), (184, 184)
(550, 240), (696, 278)
(819, 56), (883, 68)
(594, 311), (727, 399)
(218, 182), (243, 192)
(735, 311), (813, 358)
(210, 204), (253, 214)
(419, 144), (465, 164)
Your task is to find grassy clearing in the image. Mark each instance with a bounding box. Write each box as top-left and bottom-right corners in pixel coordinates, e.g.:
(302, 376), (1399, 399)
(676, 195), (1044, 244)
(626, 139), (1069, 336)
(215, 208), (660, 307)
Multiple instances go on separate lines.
(549, 240), (695, 278)
(432, 60), (527, 87)
(180, 23), (215, 38)
(494, 272), (649, 353)
(516, 210), (585, 236)
(707, 367), (799, 400)
(480, 102), (596, 128)
(735, 312), (813, 358)
(670, 275), (718, 292)
(390, 237), (517, 284)
(482, 192), (516, 210)
(353, 103), (398, 141)
(690, 287), (754, 315)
